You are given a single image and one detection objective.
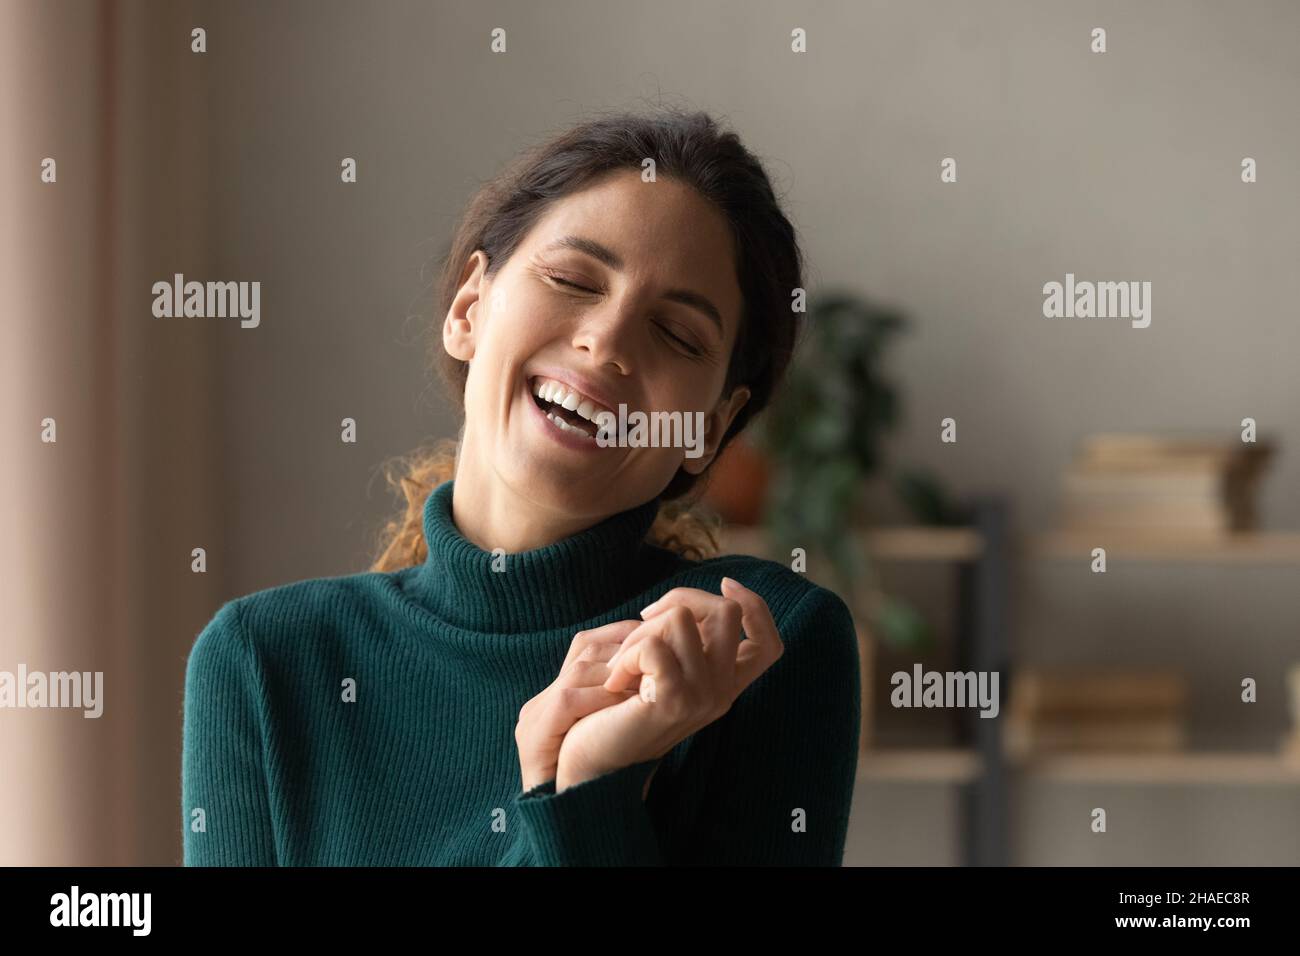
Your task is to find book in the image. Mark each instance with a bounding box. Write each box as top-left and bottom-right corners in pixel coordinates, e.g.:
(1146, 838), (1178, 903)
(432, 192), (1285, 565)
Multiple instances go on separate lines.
(1060, 500), (1233, 534)
(1057, 433), (1274, 533)
(1005, 713), (1187, 755)
(1079, 433), (1273, 470)
(1010, 669), (1188, 717)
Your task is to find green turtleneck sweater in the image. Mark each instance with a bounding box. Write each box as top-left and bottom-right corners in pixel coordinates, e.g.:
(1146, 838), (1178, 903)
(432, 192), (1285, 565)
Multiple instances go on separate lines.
(181, 480), (860, 866)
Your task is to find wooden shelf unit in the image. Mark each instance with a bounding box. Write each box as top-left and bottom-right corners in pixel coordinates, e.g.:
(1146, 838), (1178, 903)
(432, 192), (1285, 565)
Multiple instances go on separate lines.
(857, 747), (982, 784)
(858, 748), (1300, 786)
(1027, 531), (1300, 564)
(1011, 751), (1300, 785)
(723, 514), (1300, 858)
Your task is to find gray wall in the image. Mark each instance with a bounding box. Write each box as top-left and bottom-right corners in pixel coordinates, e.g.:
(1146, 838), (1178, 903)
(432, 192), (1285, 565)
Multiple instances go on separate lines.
(200, 0), (1300, 864)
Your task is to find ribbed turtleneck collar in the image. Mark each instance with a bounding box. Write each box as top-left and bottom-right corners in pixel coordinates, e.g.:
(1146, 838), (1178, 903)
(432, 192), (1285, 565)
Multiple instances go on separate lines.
(405, 480), (667, 633)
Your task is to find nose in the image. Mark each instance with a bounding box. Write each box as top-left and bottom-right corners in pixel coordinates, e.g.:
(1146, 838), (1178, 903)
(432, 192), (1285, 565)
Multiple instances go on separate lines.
(570, 307), (635, 375)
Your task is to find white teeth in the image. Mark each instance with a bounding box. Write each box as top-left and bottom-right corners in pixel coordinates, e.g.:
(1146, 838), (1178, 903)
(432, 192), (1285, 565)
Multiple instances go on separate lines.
(545, 411), (593, 439)
(529, 376), (610, 424)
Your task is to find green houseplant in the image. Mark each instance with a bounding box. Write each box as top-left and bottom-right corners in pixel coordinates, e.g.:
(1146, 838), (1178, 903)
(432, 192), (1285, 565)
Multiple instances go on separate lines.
(756, 291), (962, 650)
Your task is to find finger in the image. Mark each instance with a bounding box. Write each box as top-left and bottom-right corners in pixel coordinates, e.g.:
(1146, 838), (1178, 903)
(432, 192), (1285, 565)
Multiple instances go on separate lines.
(640, 586), (731, 622)
(522, 652), (623, 724)
(700, 595), (742, 687)
(560, 658), (626, 687)
(600, 614), (662, 678)
(625, 637), (683, 704)
(637, 586), (743, 678)
(562, 619), (641, 670)
(563, 641), (622, 676)
(603, 628), (686, 700)
(719, 577), (784, 687)
(601, 617), (661, 693)
(602, 611), (704, 692)
(538, 685), (638, 736)
(649, 606), (711, 690)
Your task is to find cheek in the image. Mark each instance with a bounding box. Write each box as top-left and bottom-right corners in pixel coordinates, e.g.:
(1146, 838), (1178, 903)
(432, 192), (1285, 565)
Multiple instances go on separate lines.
(656, 375), (724, 415)
(462, 361), (491, 409)
(489, 283), (560, 348)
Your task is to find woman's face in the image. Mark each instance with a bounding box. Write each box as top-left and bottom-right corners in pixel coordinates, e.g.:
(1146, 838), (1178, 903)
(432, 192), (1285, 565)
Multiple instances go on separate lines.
(443, 168), (751, 527)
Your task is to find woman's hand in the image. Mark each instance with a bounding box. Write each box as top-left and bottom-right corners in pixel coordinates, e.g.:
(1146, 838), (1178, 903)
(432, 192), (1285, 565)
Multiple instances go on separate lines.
(553, 577), (784, 794)
(515, 619), (642, 792)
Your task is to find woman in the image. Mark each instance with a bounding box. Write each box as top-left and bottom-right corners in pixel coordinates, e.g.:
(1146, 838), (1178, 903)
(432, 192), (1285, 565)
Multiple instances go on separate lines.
(181, 109), (861, 866)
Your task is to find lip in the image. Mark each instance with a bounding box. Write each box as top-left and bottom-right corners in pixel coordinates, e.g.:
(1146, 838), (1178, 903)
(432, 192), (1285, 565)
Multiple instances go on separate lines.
(523, 378), (610, 453)
(526, 365), (623, 418)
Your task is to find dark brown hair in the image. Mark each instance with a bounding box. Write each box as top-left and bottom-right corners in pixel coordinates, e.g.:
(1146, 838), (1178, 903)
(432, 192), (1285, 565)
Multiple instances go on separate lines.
(371, 108), (804, 570)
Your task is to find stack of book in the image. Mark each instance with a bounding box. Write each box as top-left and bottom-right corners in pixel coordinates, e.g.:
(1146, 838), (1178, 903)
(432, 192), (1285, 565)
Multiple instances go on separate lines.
(1058, 433), (1275, 535)
(1005, 669), (1188, 758)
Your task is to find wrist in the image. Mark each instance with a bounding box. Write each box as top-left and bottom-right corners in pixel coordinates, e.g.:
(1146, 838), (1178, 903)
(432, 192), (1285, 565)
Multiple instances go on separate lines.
(554, 767), (595, 794)
(555, 756), (616, 793)
(556, 757), (662, 798)
(519, 756), (558, 794)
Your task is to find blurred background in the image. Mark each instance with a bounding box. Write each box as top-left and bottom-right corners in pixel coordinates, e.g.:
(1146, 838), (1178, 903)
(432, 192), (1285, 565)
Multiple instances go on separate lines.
(2, 0), (1298, 866)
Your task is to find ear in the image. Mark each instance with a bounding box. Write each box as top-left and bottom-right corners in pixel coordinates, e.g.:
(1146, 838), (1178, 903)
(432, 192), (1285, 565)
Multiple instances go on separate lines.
(682, 385), (752, 475)
(443, 250), (489, 363)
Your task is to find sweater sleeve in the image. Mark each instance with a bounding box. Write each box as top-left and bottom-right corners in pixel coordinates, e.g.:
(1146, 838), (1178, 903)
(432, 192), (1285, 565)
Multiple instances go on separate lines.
(511, 756), (664, 866)
(181, 600), (279, 866)
(680, 584), (862, 865)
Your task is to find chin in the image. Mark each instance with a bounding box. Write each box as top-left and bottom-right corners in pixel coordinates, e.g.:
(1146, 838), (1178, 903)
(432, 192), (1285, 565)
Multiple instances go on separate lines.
(499, 450), (599, 510)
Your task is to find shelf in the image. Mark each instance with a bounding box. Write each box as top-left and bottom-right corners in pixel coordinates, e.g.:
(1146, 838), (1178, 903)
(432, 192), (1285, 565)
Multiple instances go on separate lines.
(1028, 531), (1300, 564)
(857, 747), (981, 784)
(723, 526), (983, 563)
(855, 749), (1300, 786)
(1010, 751), (1300, 785)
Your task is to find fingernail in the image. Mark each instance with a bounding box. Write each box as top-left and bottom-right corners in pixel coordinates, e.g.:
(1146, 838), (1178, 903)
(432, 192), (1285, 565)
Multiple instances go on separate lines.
(720, 576), (741, 591)
(638, 600), (661, 618)
(606, 650), (621, 669)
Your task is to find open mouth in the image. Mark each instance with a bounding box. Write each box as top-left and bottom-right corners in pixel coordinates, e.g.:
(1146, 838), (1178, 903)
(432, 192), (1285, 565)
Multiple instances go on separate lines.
(529, 376), (611, 440)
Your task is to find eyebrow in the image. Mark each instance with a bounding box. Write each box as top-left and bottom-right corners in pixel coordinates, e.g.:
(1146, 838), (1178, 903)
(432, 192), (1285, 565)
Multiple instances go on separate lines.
(541, 234), (724, 333)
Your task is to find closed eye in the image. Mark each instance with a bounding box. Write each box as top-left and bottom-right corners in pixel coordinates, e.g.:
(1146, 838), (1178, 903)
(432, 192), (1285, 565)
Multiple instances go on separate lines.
(657, 323), (704, 357)
(544, 272), (597, 294)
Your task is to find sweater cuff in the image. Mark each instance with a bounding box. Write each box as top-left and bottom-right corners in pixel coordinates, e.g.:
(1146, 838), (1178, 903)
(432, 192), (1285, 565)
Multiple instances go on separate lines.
(513, 758), (664, 866)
